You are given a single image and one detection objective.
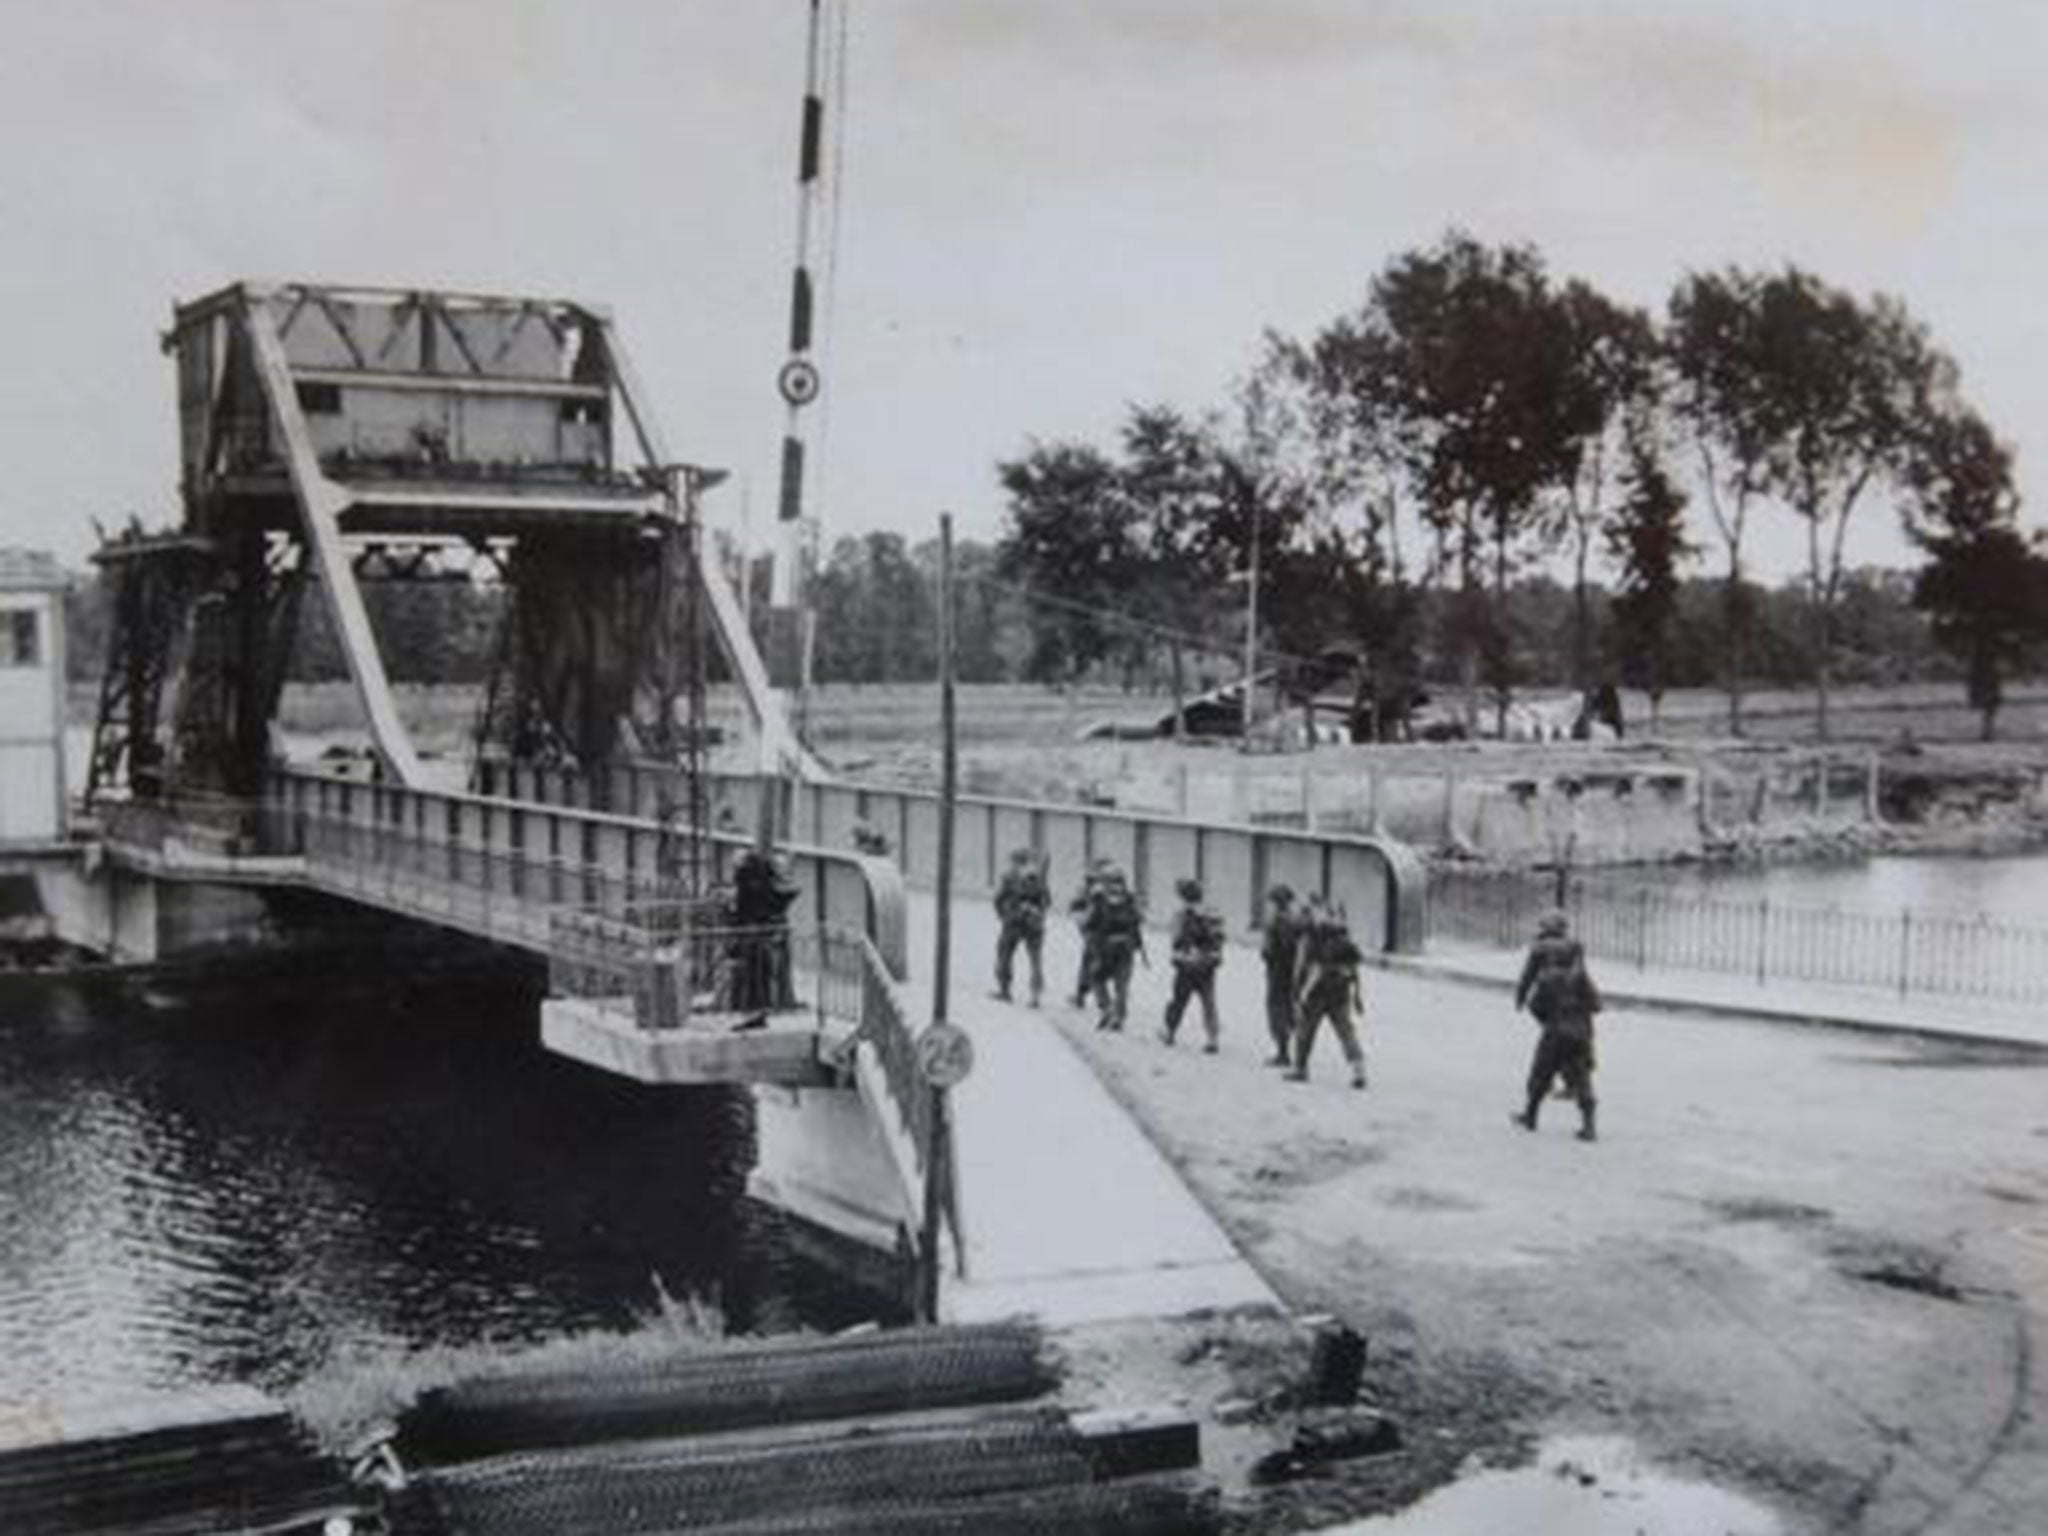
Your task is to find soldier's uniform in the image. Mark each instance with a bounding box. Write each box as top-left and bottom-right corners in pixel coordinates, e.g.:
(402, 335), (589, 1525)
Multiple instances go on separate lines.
(1260, 885), (1303, 1067)
(1084, 867), (1143, 1032)
(727, 848), (798, 1012)
(1067, 861), (1109, 1007)
(1163, 878), (1225, 1052)
(1512, 912), (1601, 1140)
(993, 849), (1050, 1006)
(1289, 902), (1367, 1088)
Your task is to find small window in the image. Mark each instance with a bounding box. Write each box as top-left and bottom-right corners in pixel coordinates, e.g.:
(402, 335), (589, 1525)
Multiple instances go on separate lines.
(0, 609), (39, 668)
(296, 381), (343, 415)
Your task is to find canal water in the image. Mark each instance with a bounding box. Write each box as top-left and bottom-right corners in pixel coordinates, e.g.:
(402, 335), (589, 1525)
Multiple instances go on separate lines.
(1656, 848), (2048, 917)
(0, 968), (873, 1415)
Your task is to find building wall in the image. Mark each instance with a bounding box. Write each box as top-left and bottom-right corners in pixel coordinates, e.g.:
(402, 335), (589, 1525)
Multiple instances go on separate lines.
(0, 589), (65, 842)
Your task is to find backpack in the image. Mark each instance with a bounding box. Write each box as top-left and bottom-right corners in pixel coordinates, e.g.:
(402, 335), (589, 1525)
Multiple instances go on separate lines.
(1092, 882), (1141, 942)
(1529, 945), (1596, 1026)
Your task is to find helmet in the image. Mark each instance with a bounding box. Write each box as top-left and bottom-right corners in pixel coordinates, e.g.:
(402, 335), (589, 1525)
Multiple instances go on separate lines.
(1537, 910), (1570, 938)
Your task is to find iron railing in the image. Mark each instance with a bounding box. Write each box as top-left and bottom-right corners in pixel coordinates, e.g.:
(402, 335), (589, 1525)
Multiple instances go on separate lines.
(1428, 867), (2048, 1005)
(547, 911), (868, 1034)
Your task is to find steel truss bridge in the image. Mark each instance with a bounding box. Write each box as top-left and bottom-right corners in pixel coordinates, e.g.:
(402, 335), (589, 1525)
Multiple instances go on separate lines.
(81, 282), (958, 1298)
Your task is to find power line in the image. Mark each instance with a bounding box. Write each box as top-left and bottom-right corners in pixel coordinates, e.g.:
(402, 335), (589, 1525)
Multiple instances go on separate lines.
(957, 570), (1335, 675)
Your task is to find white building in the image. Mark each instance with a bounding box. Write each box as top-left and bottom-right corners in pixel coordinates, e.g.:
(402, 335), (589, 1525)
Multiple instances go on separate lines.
(0, 548), (68, 842)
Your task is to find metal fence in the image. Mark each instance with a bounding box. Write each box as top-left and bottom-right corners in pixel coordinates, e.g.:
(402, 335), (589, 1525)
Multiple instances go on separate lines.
(547, 910), (869, 1034)
(1428, 867), (2048, 1005)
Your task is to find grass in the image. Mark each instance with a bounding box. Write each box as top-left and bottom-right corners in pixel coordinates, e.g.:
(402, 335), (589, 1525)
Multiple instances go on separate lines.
(285, 1285), (745, 1454)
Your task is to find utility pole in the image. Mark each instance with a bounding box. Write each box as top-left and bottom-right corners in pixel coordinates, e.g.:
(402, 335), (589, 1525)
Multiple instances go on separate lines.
(933, 512), (957, 1024)
(1241, 489), (1261, 747)
(919, 511), (960, 1323)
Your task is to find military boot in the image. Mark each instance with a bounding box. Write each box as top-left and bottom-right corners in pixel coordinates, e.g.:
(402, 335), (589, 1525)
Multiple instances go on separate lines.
(1576, 1100), (1598, 1143)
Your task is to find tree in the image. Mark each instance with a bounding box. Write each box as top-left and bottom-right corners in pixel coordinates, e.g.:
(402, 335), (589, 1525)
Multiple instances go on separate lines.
(1550, 283), (1656, 687)
(1667, 268), (1776, 735)
(1366, 233), (1585, 729)
(1603, 432), (1694, 729)
(1748, 271), (1948, 738)
(994, 440), (1136, 681)
(1901, 407), (2048, 740)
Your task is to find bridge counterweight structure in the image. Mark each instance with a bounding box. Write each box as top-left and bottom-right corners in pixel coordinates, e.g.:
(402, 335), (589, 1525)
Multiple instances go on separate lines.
(89, 282), (814, 816)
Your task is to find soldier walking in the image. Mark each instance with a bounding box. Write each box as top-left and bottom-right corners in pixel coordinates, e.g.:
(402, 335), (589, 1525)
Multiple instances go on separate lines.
(1162, 878), (1225, 1053)
(1082, 862), (1144, 1032)
(1512, 911), (1602, 1141)
(993, 847), (1050, 1006)
(1260, 884), (1303, 1068)
(1066, 858), (1109, 1007)
(1288, 897), (1367, 1089)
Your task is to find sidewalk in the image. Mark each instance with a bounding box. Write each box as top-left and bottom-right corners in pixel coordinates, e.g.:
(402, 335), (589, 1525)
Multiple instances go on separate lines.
(1397, 940), (2048, 1051)
(898, 895), (1280, 1328)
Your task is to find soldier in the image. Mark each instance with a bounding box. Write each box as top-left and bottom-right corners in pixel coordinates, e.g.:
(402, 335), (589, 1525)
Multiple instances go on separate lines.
(1512, 910), (1601, 1141)
(993, 847), (1050, 1006)
(1288, 897), (1367, 1089)
(1162, 877), (1225, 1053)
(1067, 858), (1111, 1007)
(1260, 884), (1303, 1068)
(726, 846), (799, 1012)
(1083, 861), (1144, 1032)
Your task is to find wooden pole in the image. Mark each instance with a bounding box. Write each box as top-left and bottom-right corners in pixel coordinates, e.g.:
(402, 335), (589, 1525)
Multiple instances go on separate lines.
(921, 511), (959, 1323)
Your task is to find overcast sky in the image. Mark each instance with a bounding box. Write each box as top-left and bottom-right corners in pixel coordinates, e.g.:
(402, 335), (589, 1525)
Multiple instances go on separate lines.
(4, 1), (2044, 582)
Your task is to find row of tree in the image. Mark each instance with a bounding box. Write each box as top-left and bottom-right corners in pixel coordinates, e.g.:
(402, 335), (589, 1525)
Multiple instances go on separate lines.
(782, 540), (1954, 700)
(993, 231), (2048, 739)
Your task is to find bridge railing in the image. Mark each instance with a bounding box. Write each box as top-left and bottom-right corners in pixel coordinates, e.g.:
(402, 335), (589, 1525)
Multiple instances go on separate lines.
(548, 912), (869, 1034)
(264, 767), (908, 977)
(474, 758), (1427, 955)
(846, 933), (964, 1280)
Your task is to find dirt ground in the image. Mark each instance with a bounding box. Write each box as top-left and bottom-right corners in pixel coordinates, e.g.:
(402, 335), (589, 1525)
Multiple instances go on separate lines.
(1022, 922), (2048, 1533)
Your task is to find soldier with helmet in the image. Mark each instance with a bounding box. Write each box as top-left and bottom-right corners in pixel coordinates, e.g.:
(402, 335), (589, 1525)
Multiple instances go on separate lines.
(1289, 895), (1368, 1089)
(993, 846), (1051, 1006)
(1260, 883), (1304, 1068)
(1080, 859), (1144, 1032)
(1512, 910), (1602, 1141)
(1066, 856), (1112, 1007)
(1162, 877), (1226, 1053)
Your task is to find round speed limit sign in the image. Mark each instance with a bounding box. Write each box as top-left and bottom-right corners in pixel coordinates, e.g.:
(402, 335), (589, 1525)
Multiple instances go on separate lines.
(915, 1022), (975, 1089)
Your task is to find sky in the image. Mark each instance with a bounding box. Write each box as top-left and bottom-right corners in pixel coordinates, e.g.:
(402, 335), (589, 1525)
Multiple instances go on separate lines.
(3, 0), (2045, 583)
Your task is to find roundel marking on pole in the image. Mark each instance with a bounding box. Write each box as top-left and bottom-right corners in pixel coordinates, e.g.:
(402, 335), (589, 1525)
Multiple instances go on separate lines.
(778, 358), (822, 407)
(915, 1021), (975, 1088)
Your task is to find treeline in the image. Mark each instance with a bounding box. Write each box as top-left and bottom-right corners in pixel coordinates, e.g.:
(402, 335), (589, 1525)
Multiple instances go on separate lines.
(758, 536), (1943, 698)
(992, 231), (2048, 740)
(56, 235), (2048, 742)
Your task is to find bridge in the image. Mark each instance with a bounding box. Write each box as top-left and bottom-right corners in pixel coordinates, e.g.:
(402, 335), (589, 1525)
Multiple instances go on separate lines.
(10, 280), (1418, 1325)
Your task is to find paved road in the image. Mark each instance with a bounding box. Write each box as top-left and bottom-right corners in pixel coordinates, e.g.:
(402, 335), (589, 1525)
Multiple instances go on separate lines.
(918, 892), (2048, 1535)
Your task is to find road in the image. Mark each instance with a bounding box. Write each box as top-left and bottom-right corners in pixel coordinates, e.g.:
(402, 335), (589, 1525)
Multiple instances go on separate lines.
(923, 895), (2048, 1532)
